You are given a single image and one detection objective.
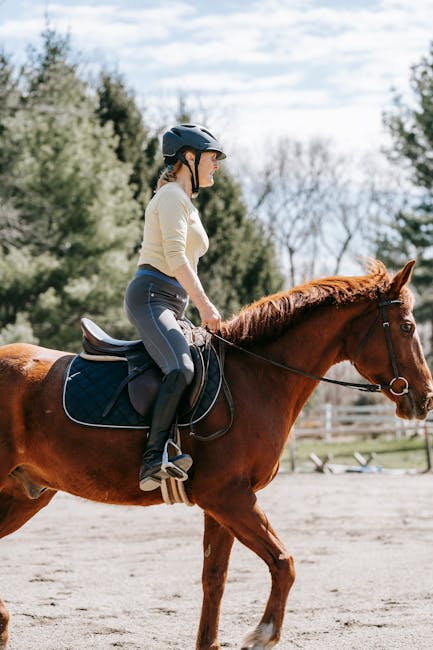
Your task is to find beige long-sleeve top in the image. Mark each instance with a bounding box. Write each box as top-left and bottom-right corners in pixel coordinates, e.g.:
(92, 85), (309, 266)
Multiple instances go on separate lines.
(137, 182), (209, 275)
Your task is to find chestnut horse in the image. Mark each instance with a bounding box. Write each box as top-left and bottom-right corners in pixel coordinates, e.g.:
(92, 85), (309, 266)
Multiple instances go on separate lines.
(0, 260), (432, 650)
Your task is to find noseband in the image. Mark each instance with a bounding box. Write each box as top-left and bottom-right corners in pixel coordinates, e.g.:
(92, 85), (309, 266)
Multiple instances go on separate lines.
(212, 294), (410, 396)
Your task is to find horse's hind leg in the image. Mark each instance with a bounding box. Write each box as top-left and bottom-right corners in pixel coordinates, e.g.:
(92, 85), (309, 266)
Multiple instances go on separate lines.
(200, 485), (295, 650)
(0, 476), (56, 648)
(0, 598), (9, 649)
(196, 513), (234, 650)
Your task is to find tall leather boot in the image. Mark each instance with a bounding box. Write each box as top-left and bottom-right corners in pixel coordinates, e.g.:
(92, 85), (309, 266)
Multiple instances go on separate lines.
(139, 369), (193, 492)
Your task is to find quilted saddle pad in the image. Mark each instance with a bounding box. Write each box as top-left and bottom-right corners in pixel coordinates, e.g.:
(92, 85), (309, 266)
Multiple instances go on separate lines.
(63, 346), (222, 429)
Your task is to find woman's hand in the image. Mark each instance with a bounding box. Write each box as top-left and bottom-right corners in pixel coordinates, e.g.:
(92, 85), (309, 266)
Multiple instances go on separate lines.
(174, 263), (222, 331)
(199, 301), (221, 332)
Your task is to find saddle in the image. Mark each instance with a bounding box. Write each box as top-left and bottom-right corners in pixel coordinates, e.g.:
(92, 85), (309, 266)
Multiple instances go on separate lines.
(80, 318), (210, 421)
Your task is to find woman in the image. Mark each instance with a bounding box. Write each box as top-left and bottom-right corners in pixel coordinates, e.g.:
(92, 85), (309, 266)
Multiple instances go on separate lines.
(124, 124), (225, 491)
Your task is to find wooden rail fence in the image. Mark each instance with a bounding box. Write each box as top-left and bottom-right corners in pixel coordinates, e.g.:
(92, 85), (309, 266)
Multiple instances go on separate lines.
(289, 403), (433, 472)
(293, 402), (433, 440)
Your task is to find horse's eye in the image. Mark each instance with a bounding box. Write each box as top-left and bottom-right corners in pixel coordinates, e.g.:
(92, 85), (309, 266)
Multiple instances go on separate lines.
(401, 322), (413, 334)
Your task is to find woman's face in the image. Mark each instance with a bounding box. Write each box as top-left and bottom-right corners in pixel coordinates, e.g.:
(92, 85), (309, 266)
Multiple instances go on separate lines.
(198, 151), (220, 188)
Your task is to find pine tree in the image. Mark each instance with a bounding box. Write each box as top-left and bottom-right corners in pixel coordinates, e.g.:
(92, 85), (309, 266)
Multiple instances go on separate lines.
(0, 32), (283, 349)
(96, 72), (160, 211)
(0, 52), (20, 137)
(380, 41), (433, 342)
(0, 30), (141, 349)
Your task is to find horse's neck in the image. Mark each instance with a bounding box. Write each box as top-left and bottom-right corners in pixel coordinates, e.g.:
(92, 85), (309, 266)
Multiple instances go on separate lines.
(252, 302), (359, 424)
(270, 302), (354, 371)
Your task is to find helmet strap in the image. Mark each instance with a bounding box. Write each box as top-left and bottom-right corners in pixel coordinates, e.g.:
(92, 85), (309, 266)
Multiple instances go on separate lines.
(177, 150), (201, 198)
(192, 151), (201, 197)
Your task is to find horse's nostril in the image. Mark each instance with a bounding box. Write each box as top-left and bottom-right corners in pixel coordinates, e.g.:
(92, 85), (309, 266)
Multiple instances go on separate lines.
(426, 393), (433, 411)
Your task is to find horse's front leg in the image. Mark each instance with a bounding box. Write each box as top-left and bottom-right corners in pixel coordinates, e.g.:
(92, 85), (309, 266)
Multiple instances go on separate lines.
(202, 485), (295, 650)
(0, 598), (9, 649)
(196, 512), (234, 650)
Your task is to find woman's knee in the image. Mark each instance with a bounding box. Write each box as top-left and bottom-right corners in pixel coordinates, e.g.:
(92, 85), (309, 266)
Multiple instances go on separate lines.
(179, 354), (194, 385)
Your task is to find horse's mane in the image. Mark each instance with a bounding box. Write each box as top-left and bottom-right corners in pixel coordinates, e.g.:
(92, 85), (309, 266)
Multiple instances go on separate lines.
(221, 260), (396, 346)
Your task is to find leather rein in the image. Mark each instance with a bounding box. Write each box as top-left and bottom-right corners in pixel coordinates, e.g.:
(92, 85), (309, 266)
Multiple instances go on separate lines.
(211, 295), (409, 397)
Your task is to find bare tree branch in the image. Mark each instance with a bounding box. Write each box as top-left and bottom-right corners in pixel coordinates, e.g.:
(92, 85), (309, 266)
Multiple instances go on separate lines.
(248, 138), (406, 284)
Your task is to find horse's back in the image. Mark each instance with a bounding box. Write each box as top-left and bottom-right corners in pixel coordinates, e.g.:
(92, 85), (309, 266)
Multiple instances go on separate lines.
(0, 343), (72, 454)
(0, 343), (71, 392)
(0, 342), (69, 368)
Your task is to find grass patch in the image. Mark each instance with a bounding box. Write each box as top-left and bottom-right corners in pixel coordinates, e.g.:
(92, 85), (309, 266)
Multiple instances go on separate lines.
(283, 434), (432, 472)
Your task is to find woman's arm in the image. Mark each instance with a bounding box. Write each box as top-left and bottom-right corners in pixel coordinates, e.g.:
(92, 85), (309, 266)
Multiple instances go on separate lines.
(174, 262), (221, 332)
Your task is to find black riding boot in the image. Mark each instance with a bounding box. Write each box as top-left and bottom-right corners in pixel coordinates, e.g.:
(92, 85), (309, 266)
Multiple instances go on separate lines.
(139, 369), (193, 492)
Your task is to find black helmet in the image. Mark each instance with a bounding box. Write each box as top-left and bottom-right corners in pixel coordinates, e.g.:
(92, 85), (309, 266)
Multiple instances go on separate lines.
(162, 124), (226, 162)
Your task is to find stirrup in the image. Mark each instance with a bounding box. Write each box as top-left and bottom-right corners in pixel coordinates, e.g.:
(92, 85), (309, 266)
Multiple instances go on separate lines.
(161, 439), (192, 482)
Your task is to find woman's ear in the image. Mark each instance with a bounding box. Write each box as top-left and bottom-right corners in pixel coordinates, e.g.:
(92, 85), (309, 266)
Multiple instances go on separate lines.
(184, 150), (195, 164)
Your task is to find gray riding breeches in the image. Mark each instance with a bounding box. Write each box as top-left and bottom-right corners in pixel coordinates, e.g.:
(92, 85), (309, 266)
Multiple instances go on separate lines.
(124, 267), (194, 385)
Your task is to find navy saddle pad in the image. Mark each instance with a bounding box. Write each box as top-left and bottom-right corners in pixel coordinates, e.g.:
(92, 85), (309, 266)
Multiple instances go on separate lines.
(63, 348), (222, 429)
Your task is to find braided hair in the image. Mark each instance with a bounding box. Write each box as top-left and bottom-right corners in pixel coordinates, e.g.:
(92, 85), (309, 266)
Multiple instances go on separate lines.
(156, 160), (183, 190)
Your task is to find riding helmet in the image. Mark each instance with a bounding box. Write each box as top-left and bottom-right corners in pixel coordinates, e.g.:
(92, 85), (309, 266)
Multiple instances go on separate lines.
(162, 124), (226, 162)
(162, 124), (225, 197)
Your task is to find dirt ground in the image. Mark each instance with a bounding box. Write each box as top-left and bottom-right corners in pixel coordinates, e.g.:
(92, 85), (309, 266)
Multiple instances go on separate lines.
(1, 472), (433, 650)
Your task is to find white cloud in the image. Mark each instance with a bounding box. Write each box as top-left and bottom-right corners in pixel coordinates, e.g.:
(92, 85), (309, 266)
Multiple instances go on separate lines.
(0, 2), (194, 47)
(0, 17), (43, 40)
(153, 71), (304, 96)
(1, 0), (433, 162)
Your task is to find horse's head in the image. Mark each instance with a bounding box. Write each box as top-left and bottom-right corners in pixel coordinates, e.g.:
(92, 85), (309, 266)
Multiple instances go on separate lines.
(347, 260), (433, 420)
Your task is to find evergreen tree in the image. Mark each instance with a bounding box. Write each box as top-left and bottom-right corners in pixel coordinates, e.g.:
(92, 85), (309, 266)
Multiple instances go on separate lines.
(0, 30), (141, 349)
(96, 72), (160, 211)
(380, 42), (433, 339)
(0, 52), (20, 137)
(0, 52), (24, 278)
(0, 32), (283, 350)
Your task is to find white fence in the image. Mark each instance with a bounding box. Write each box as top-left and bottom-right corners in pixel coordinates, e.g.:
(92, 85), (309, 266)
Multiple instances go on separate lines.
(292, 402), (433, 441)
(290, 402), (433, 472)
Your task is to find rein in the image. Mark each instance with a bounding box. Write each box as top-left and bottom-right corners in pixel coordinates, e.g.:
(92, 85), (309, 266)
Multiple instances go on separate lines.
(212, 296), (409, 397)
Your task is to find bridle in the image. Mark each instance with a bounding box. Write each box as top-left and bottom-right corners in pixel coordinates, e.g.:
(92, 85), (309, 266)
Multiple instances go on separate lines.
(350, 296), (409, 396)
(197, 295), (409, 443)
(211, 294), (409, 396)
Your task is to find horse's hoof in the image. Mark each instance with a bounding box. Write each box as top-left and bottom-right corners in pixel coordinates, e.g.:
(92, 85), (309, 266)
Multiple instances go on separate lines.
(240, 622), (277, 649)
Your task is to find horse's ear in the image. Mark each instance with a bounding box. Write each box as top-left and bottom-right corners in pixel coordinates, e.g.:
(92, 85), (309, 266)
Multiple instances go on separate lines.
(389, 259), (416, 296)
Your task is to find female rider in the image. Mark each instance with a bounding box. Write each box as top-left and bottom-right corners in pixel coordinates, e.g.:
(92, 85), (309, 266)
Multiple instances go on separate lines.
(124, 124), (225, 491)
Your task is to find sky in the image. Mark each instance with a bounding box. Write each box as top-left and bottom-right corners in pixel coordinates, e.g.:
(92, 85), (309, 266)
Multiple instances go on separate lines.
(1, 0), (433, 165)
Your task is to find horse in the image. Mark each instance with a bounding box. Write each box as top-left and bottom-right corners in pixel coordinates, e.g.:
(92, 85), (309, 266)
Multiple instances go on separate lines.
(0, 259), (432, 650)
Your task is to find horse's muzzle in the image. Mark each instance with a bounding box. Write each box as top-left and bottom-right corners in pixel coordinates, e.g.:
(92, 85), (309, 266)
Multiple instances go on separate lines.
(424, 391), (433, 415)
(398, 390), (433, 420)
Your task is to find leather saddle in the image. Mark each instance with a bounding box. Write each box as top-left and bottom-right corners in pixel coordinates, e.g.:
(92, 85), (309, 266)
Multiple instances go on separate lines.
(80, 318), (209, 419)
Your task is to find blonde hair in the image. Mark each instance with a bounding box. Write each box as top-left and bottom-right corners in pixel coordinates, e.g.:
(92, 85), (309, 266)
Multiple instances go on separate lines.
(156, 159), (183, 190)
